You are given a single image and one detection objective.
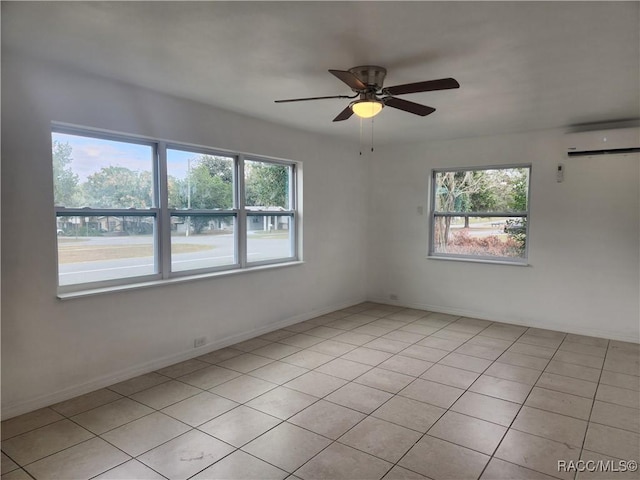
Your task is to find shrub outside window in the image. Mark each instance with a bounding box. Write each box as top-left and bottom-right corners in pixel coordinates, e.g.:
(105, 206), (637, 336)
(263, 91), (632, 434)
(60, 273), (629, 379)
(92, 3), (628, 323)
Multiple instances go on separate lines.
(52, 126), (299, 292)
(429, 165), (531, 263)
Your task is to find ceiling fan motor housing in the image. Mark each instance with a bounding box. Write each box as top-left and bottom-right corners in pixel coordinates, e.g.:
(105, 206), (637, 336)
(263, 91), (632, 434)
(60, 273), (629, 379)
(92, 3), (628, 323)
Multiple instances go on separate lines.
(348, 65), (387, 92)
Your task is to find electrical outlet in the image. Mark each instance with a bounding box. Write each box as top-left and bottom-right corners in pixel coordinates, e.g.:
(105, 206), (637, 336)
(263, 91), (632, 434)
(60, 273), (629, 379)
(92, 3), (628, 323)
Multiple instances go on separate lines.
(389, 294), (398, 301)
(194, 336), (207, 348)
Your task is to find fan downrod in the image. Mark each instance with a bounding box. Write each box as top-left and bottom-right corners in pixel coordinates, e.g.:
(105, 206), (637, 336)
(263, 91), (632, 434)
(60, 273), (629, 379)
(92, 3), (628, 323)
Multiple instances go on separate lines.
(348, 66), (387, 92)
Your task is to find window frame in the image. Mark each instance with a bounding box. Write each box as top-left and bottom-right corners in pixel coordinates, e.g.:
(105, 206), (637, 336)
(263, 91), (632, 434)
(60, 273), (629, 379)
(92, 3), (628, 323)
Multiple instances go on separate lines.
(53, 124), (300, 294)
(428, 163), (531, 265)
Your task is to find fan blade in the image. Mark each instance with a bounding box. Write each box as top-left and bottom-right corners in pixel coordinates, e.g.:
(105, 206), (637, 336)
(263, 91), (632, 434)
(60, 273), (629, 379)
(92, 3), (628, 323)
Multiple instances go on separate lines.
(333, 106), (354, 122)
(382, 97), (436, 116)
(384, 77), (460, 96)
(275, 95), (354, 103)
(329, 69), (367, 91)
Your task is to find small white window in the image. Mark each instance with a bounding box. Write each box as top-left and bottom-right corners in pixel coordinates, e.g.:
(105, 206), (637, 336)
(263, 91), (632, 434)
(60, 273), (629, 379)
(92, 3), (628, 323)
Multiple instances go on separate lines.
(429, 165), (531, 263)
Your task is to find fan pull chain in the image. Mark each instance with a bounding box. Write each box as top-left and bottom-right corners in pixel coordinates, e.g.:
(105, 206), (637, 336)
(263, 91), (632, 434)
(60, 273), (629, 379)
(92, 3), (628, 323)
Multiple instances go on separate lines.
(371, 117), (375, 153)
(359, 117), (363, 155)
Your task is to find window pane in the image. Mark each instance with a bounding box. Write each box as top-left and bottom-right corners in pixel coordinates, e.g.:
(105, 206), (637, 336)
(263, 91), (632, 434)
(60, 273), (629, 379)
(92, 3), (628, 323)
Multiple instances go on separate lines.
(247, 215), (293, 262)
(167, 149), (234, 210)
(245, 160), (291, 209)
(52, 132), (154, 208)
(57, 215), (156, 285)
(434, 167), (529, 213)
(170, 215), (236, 272)
(433, 216), (527, 259)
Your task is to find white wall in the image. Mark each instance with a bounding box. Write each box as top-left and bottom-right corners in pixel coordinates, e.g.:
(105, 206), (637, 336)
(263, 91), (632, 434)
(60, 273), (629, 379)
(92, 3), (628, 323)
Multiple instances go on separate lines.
(367, 132), (639, 342)
(1, 55), (368, 418)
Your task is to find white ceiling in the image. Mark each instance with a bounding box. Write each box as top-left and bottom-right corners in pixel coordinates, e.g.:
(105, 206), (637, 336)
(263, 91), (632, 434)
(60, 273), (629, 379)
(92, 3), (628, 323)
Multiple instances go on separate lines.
(3, 1), (639, 144)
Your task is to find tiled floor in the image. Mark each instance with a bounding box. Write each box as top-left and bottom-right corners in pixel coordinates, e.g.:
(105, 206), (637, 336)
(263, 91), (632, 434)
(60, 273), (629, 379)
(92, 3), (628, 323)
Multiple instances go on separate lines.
(2, 302), (639, 480)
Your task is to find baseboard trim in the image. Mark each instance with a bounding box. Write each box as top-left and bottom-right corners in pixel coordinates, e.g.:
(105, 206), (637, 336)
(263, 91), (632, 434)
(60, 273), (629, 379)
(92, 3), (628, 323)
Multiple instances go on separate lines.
(367, 296), (639, 343)
(1, 296), (365, 420)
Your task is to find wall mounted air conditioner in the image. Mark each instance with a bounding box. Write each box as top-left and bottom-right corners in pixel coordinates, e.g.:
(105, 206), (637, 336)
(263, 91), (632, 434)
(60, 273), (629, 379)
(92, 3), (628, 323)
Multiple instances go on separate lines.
(565, 127), (640, 157)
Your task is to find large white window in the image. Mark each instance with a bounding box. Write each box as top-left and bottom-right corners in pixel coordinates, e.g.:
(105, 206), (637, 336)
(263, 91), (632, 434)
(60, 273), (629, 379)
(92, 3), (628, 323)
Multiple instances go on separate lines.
(429, 165), (530, 263)
(53, 126), (299, 292)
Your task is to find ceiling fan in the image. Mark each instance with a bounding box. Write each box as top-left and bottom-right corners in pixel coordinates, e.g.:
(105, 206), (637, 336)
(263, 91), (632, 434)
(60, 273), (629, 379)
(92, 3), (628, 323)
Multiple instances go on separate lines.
(275, 66), (460, 122)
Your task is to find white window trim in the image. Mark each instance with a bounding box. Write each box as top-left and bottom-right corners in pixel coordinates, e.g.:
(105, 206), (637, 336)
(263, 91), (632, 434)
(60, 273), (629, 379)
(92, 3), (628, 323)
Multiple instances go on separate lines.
(53, 123), (300, 295)
(427, 163), (531, 265)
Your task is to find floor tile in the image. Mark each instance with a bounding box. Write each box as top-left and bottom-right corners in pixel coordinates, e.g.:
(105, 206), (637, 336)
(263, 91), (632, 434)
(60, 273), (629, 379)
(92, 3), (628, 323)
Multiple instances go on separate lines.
(577, 450), (640, 480)
(545, 360), (601, 382)
(565, 333), (608, 347)
(467, 335), (513, 350)
(372, 395), (445, 433)
(1, 453), (18, 475)
(378, 355), (433, 377)
(246, 386), (318, 419)
(161, 391), (238, 427)
(306, 340), (356, 357)
(553, 350), (604, 369)
(438, 352), (493, 373)
(314, 358), (372, 381)
(259, 329), (297, 342)
(233, 338), (273, 352)
(50, 388), (122, 417)
(399, 324), (439, 336)
(451, 391), (521, 427)
(526, 328), (566, 340)
(399, 434), (489, 480)
(332, 331), (378, 346)
(364, 337), (411, 354)
(156, 358), (209, 378)
(354, 367), (414, 393)
(24, 437), (128, 480)
(352, 324), (394, 337)
(535, 372), (598, 398)
(455, 343), (506, 361)
(177, 364), (242, 389)
(599, 370), (640, 391)
(251, 342), (302, 360)
(481, 324), (527, 341)
(603, 353), (640, 376)
(511, 406), (587, 447)
(209, 375), (277, 403)
(242, 422), (331, 472)
(596, 383), (640, 409)
(416, 336), (465, 352)
(382, 465), (431, 479)
(484, 362), (541, 386)
(1, 469), (32, 480)
(249, 361), (308, 384)
(130, 379), (202, 410)
(280, 349), (336, 369)
(590, 400), (640, 433)
(341, 347), (394, 366)
(432, 328), (475, 341)
(469, 375), (532, 404)
(93, 459), (166, 479)
(583, 423), (640, 461)
(480, 457), (558, 479)
(217, 353), (274, 373)
(304, 326), (345, 339)
(1, 419), (94, 465)
(382, 330), (426, 344)
(71, 397), (153, 434)
(496, 351), (550, 370)
(325, 383), (393, 414)
(101, 412), (190, 457)
(295, 442), (392, 480)
(0, 408), (64, 441)
(138, 429), (234, 479)
(289, 399), (365, 439)
(399, 378), (464, 409)
(558, 341), (607, 358)
(428, 411), (507, 455)
(279, 333), (324, 349)
(525, 387), (593, 420)
(339, 416), (422, 462)
(507, 343), (556, 359)
(108, 372), (171, 396)
(420, 364), (480, 389)
(199, 405), (281, 447)
(495, 429), (580, 480)
(192, 449), (288, 480)
(284, 371), (347, 398)
(517, 334), (564, 349)
(401, 345), (448, 362)
(284, 322), (318, 334)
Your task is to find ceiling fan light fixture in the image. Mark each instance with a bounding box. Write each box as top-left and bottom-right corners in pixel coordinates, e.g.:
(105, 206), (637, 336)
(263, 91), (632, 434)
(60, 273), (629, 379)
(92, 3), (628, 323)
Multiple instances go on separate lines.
(351, 100), (383, 119)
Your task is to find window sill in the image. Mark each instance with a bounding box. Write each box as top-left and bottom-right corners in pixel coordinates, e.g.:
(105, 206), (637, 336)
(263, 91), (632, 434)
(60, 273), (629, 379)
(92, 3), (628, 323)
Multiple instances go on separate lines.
(427, 255), (529, 267)
(57, 261), (305, 300)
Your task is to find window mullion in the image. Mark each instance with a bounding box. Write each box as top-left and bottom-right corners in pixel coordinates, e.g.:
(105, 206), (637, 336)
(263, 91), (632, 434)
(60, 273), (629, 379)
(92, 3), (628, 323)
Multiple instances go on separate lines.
(238, 154), (247, 268)
(157, 142), (171, 280)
